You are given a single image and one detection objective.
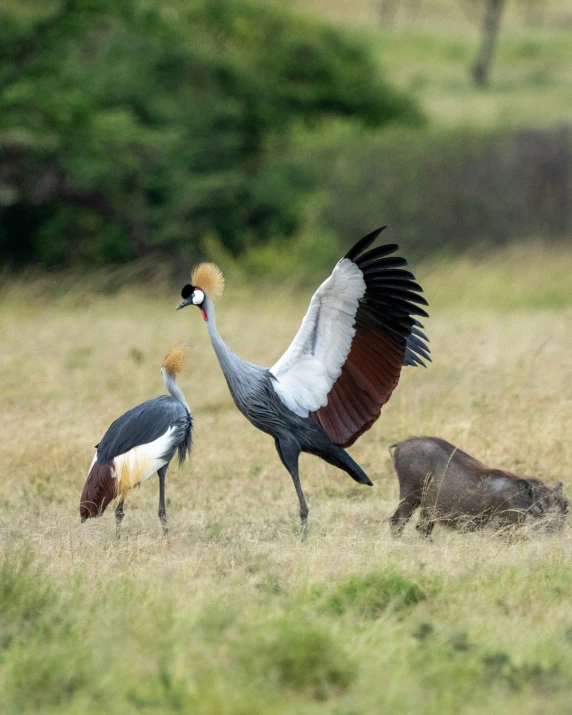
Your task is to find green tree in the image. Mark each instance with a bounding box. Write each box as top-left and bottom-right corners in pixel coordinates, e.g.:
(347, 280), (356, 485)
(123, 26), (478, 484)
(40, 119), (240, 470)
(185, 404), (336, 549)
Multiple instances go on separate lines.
(0, 0), (421, 267)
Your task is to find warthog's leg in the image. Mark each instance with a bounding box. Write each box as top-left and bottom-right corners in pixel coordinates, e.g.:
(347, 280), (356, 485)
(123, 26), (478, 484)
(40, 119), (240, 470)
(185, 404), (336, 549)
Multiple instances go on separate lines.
(390, 497), (420, 538)
(416, 507), (435, 538)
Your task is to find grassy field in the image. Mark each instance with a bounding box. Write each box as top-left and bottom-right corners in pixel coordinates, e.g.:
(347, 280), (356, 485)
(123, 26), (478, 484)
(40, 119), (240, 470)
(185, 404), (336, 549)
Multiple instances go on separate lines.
(1, 242), (572, 713)
(302, 0), (572, 31)
(298, 0), (572, 128)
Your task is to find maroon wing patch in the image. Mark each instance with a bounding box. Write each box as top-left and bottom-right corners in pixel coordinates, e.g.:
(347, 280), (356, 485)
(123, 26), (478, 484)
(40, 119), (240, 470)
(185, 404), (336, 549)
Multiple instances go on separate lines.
(311, 330), (405, 447)
(310, 229), (429, 448)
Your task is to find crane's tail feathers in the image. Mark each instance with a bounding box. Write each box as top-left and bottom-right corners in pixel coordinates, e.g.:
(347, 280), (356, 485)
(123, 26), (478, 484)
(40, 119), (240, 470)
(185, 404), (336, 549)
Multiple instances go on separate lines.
(80, 461), (116, 520)
(177, 421), (193, 466)
(343, 453), (373, 486)
(319, 447), (373, 486)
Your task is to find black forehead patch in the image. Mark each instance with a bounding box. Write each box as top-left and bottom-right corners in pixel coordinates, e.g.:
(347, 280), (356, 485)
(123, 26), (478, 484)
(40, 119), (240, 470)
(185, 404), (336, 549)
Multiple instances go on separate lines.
(181, 284), (193, 299)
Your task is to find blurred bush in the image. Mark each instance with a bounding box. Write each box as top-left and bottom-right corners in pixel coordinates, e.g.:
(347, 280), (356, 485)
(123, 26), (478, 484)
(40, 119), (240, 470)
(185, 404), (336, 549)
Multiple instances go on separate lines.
(304, 123), (572, 255)
(0, 0), (420, 268)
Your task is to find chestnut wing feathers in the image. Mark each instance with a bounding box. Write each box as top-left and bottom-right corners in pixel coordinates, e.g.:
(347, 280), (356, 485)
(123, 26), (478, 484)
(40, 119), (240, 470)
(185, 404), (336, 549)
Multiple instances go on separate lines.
(270, 227), (430, 447)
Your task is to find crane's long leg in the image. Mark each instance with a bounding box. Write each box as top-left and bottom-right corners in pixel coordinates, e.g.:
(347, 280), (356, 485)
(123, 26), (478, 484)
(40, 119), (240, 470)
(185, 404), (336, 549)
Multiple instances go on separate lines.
(115, 498), (125, 538)
(275, 438), (308, 542)
(157, 464), (169, 536)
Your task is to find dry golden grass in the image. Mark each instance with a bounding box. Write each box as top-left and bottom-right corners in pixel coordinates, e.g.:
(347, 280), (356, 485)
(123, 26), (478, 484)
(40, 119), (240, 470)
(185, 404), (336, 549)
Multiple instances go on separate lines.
(1, 242), (572, 713)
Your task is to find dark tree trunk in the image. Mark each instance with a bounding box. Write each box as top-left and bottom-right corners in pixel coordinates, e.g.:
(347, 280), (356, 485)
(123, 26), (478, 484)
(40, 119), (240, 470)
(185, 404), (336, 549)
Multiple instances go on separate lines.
(471, 0), (506, 87)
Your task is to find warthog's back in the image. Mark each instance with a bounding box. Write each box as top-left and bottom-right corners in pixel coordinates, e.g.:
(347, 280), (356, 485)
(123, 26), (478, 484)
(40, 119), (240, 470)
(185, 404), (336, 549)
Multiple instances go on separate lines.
(390, 437), (567, 536)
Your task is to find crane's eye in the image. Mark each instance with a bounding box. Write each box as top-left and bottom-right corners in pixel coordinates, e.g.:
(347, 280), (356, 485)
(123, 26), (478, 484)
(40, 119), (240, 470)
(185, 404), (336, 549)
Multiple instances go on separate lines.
(192, 289), (205, 306)
(181, 284), (193, 299)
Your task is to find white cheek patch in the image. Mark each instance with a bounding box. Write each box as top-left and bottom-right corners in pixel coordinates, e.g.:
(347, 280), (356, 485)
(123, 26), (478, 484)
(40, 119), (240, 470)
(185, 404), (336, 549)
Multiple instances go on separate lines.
(192, 289), (205, 305)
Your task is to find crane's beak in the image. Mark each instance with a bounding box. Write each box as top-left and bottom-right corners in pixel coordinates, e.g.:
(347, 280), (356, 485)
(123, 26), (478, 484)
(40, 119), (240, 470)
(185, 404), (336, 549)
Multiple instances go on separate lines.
(176, 297), (192, 310)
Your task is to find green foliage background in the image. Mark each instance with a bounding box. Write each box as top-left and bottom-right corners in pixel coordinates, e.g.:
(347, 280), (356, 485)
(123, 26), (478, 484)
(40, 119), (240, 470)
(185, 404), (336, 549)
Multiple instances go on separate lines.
(1, 0), (570, 273)
(0, 0), (420, 268)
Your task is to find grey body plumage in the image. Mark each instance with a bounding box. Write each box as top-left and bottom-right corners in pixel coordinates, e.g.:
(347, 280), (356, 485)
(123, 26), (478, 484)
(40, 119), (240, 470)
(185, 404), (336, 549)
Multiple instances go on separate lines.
(207, 298), (366, 472)
(96, 396), (192, 467)
(178, 229), (429, 539)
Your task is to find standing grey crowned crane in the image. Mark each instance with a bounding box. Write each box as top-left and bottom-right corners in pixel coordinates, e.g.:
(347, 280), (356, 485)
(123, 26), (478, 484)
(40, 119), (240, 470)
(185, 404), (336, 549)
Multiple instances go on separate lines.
(177, 227), (430, 538)
(79, 346), (193, 534)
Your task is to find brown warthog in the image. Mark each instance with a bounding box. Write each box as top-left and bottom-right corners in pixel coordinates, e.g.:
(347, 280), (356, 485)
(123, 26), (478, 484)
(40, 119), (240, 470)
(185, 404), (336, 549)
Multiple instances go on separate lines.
(389, 437), (567, 537)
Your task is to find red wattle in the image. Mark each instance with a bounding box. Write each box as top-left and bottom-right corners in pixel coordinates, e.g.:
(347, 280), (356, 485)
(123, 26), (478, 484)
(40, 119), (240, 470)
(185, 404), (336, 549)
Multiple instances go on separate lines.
(201, 308), (208, 321)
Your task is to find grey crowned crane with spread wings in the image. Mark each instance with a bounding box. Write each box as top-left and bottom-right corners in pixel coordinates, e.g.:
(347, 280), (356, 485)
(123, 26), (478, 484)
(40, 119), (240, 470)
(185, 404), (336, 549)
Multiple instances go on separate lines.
(79, 346), (193, 534)
(177, 227), (430, 538)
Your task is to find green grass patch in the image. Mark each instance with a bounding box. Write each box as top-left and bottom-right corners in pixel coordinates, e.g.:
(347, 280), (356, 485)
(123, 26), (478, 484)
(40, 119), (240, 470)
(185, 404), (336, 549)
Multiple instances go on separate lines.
(243, 615), (356, 699)
(318, 571), (426, 619)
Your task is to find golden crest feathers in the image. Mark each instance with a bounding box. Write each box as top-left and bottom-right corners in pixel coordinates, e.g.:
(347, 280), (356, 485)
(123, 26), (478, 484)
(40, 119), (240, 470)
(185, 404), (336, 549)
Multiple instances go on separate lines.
(162, 343), (190, 376)
(191, 262), (225, 299)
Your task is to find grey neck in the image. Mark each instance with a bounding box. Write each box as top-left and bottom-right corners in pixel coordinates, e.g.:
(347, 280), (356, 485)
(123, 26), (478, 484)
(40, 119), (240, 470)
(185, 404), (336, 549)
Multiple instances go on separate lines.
(202, 295), (260, 377)
(162, 370), (189, 409)
(203, 296), (234, 366)
(200, 296), (269, 419)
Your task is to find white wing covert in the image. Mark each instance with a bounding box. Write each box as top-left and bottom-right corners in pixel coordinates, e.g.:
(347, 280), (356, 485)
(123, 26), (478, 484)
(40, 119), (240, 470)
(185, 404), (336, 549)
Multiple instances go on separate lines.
(270, 258), (366, 417)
